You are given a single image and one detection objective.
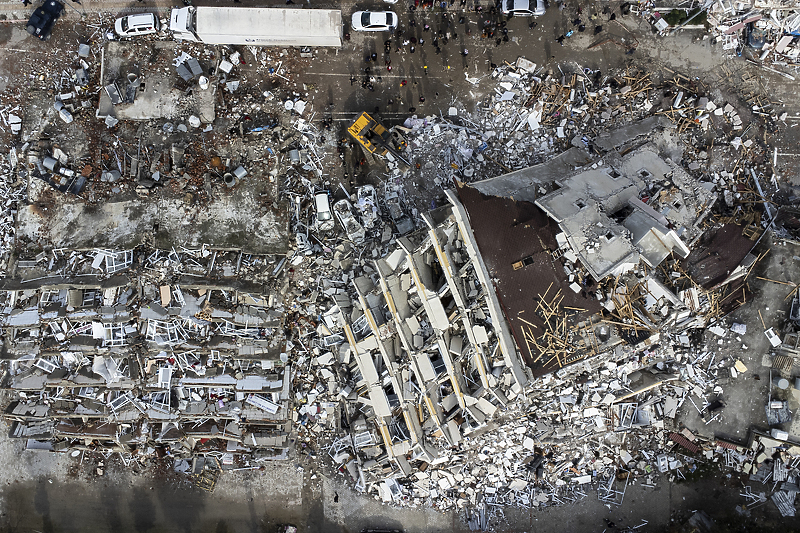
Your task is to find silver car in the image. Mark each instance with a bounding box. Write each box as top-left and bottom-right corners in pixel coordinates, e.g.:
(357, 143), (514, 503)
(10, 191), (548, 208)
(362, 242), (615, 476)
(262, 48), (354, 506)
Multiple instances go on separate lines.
(357, 185), (380, 229)
(115, 13), (160, 37)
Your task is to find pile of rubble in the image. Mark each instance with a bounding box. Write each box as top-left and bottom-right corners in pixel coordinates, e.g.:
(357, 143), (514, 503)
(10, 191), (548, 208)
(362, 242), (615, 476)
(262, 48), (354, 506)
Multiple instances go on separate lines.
(706, 0), (800, 75)
(268, 59), (800, 521)
(633, 0), (800, 79)
(378, 59), (784, 221)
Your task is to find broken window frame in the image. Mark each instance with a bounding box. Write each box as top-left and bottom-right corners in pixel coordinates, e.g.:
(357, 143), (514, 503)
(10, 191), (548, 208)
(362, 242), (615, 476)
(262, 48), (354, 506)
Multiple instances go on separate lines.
(102, 323), (127, 347)
(39, 290), (62, 307)
(146, 319), (186, 346)
(145, 391), (171, 413)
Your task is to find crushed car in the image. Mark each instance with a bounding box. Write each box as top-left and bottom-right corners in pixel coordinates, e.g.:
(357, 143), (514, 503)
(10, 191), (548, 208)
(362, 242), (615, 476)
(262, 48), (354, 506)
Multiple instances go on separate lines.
(333, 199), (366, 244)
(356, 185), (380, 230)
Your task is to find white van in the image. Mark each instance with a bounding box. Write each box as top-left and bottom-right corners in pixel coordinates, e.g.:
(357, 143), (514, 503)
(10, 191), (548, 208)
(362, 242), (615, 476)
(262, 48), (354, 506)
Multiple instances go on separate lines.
(115, 13), (160, 37)
(315, 192), (335, 232)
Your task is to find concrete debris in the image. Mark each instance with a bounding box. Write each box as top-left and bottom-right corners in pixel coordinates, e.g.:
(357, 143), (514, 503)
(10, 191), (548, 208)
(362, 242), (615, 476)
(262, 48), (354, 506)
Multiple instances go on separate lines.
(269, 63), (789, 517)
(635, 0), (800, 79)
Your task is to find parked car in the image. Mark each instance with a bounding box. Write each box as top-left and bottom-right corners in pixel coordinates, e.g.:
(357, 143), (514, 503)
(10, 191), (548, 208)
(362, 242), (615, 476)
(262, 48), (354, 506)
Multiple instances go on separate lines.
(351, 11), (397, 32)
(501, 0), (545, 16)
(25, 0), (64, 41)
(356, 185), (380, 229)
(315, 192), (335, 232)
(115, 13), (160, 38)
(333, 199), (366, 244)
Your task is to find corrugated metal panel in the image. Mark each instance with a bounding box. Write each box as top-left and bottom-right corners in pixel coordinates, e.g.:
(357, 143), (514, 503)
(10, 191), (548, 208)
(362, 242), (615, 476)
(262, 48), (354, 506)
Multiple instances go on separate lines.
(715, 439), (739, 450)
(669, 431), (700, 454)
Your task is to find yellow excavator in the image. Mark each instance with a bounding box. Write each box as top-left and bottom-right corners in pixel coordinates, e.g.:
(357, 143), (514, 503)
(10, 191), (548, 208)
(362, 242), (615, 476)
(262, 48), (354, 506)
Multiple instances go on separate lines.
(347, 112), (410, 166)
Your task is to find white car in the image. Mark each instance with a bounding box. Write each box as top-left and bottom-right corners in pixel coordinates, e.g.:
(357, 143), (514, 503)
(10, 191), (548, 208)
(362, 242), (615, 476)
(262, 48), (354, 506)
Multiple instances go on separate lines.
(357, 185), (380, 229)
(351, 11), (397, 32)
(333, 199), (366, 244)
(315, 192), (335, 232)
(115, 13), (160, 37)
(501, 0), (545, 16)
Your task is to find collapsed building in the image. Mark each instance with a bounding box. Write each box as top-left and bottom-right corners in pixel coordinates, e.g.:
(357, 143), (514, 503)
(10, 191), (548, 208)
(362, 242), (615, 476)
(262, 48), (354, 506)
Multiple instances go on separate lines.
(0, 32), (307, 485)
(453, 132), (733, 379)
(295, 115), (783, 511)
(1, 250), (293, 471)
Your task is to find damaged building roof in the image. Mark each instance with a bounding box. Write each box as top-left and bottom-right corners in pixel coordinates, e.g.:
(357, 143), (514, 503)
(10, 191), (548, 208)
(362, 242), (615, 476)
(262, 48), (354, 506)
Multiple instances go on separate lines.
(533, 145), (716, 281)
(17, 189), (290, 254)
(97, 41), (216, 123)
(455, 183), (602, 376)
(682, 223), (760, 290)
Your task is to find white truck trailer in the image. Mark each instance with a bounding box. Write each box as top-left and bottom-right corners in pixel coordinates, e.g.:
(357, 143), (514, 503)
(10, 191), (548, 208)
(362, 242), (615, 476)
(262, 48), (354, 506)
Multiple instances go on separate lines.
(169, 6), (342, 47)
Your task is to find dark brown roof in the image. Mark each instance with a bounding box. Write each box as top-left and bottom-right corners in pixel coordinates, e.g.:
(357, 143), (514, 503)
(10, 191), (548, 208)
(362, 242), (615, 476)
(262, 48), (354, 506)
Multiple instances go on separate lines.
(681, 224), (756, 289)
(456, 183), (602, 377)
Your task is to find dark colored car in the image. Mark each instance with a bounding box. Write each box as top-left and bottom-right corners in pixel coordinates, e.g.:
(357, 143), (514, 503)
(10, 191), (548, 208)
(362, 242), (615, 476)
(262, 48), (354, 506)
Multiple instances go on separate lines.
(26, 0), (64, 41)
